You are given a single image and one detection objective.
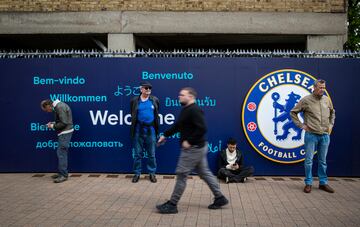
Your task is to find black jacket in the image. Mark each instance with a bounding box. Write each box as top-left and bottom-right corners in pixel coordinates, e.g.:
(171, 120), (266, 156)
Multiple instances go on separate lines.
(164, 103), (207, 147)
(130, 95), (160, 138)
(218, 148), (244, 169)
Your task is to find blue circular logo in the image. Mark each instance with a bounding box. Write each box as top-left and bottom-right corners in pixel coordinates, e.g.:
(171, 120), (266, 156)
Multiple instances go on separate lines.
(242, 69), (330, 164)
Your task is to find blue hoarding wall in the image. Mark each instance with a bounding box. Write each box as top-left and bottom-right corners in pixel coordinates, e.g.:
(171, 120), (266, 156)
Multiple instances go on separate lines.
(0, 58), (359, 176)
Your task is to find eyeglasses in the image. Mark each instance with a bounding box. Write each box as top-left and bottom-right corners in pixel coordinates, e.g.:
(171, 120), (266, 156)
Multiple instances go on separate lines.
(143, 87), (152, 90)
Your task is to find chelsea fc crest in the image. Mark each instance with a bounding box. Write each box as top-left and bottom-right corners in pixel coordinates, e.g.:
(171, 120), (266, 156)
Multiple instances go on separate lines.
(242, 69), (330, 164)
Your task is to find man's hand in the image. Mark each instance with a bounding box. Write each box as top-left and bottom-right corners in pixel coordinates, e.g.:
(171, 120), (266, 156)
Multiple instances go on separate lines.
(328, 126), (333, 135)
(182, 140), (191, 149)
(302, 124), (309, 131)
(157, 136), (166, 146)
(232, 163), (239, 170)
(46, 122), (54, 129)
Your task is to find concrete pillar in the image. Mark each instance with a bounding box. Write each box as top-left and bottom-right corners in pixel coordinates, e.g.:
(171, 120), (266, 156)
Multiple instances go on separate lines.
(307, 35), (346, 51)
(107, 33), (135, 52)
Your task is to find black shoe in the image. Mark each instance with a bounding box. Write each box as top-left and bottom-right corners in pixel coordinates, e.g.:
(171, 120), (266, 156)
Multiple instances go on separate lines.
(132, 175), (140, 183)
(149, 174), (157, 183)
(208, 196), (229, 209)
(156, 201), (178, 214)
(240, 177), (247, 183)
(51, 174), (60, 179)
(53, 176), (68, 183)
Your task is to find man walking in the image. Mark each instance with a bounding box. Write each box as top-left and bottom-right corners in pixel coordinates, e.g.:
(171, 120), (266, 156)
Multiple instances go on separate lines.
(291, 79), (336, 193)
(130, 81), (159, 183)
(41, 99), (73, 183)
(156, 87), (228, 214)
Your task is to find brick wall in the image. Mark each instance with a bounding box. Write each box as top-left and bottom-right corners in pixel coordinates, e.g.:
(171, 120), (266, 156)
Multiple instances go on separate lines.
(0, 0), (346, 13)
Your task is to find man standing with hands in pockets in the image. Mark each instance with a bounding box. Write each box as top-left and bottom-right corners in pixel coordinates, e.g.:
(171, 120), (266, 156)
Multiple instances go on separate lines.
(291, 79), (336, 193)
(156, 87), (228, 214)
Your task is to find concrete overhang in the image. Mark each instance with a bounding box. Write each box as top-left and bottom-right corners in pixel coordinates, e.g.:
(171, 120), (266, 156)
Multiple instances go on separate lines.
(0, 11), (347, 35)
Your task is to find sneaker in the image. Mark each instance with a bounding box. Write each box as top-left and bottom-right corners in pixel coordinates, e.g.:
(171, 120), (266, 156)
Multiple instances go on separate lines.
(149, 174), (157, 183)
(208, 195), (229, 209)
(240, 177), (247, 183)
(319, 184), (335, 193)
(51, 174), (60, 179)
(132, 175), (140, 183)
(53, 176), (68, 183)
(225, 177), (229, 184)
(156, 201), (178, 214)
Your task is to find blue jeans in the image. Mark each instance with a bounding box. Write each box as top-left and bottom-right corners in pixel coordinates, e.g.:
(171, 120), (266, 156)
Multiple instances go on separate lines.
(57, 132), (72, 178)
(132, 130), (156, 175)
(304, 132), (330, 186)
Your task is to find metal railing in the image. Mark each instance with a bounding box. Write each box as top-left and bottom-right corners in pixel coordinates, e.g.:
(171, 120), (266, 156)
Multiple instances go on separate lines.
(0, 49), (359, 58)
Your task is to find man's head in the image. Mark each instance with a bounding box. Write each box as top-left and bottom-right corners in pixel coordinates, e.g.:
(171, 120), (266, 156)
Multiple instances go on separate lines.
(313, 79), (326, 97)
(140, 81), (152, 96)
(40, 99), (53, 112)
(178, 87), (197, 106)
(227, 138), (237, 153)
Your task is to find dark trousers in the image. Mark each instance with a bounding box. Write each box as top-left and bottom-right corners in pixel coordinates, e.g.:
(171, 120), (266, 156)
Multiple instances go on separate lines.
(217, 166), (254, 182)
(170, 144), (223, 205)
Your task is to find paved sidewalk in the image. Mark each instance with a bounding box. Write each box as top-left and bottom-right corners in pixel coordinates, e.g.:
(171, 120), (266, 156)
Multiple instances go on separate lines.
(0, 174), (359, 227)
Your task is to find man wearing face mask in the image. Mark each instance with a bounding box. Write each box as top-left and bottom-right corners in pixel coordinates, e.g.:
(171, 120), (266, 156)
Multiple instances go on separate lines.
(130, 81), (160, 183)
(156, 87), (228, 214)
(291, 79), (336, 193)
